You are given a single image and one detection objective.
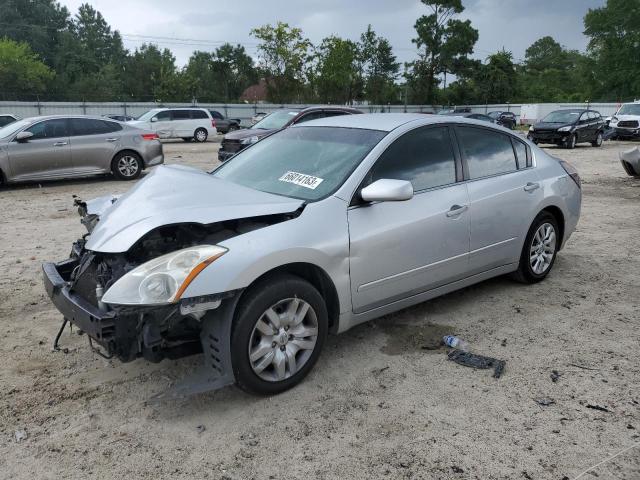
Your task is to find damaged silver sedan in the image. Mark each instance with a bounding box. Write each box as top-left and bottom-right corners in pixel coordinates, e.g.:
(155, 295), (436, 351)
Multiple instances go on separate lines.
(43, 114), (582, 397)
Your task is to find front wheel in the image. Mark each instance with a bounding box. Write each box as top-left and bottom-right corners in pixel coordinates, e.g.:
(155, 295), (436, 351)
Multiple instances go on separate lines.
(194, 128), (208, 143)
(512, 212), (559, 284)
(565, 134), (577, 149)
(231, 274), (328, 395)
(592, 131), (603, 147)
(111, 151), (142, 180)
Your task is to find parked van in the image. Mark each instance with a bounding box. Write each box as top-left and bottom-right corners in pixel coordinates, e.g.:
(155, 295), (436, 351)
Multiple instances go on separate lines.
(129, 108), (217, 142)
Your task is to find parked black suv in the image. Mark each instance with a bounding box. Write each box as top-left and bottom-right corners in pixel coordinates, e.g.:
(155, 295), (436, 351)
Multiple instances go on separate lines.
(209, 110), (241, 134)
(488, 111), (517, 129)
(528, 109), (605, 149)
(217, 106), (362, 162)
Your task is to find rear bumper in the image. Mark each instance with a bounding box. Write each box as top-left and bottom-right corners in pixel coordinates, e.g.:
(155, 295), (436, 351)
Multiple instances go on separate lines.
(146, 153), (164, 167)
(42, 260), (116, 353)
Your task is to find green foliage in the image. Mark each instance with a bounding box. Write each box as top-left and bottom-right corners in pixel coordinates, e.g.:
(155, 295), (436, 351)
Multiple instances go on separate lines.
(251, 22), (312, 103)
(313, 36), (360, 104)
(359, 26), (400, 105)
(0, 38), (53, 96)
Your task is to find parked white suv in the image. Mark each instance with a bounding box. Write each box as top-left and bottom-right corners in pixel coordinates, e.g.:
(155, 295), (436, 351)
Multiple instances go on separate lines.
(128, 108), (217, 142)
(608, 101), (640, 140)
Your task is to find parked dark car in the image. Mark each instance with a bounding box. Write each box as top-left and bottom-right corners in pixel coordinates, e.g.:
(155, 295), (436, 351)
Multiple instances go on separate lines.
(209, 110), (242, 134)
(104, 114), (136, 122)
(528, 109), (605, 149)
(488, 111), (517, 129)
(218, 106), (363, 162)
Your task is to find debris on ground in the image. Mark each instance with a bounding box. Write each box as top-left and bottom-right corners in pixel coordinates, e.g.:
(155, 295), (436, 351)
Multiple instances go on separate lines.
(586, 404), (611, 413)
(447, 350), (506, 378)
(550, 370), (562, 383)
(534, 397), (555, 407)
(15, 430), (27, 442)
(196, 425), (206, 434)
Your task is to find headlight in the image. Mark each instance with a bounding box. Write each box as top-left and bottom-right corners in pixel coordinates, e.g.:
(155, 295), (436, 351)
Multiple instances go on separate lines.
(558, 126), (573, 132)
(241, 136), (259, 145)
(529, 125), (534, 131)
(102, 245), (227, 305)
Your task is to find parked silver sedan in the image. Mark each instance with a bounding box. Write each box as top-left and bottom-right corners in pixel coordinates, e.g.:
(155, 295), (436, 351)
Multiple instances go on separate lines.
(43, 114), (581, 397)
(0, 115), (163, 185)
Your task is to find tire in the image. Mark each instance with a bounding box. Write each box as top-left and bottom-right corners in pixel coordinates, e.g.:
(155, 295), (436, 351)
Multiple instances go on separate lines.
(194, 128), (208, 143)
(111, 151), (142, 180)
(182, 137), (193, 142)
(512, 212), (560, 284)
(591, 131), (603, 147)
(565, 134), (577, 149)
(231, 273), (328, 395)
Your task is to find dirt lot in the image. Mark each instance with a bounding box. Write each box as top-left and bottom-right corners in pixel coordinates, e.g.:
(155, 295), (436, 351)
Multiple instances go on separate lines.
(1, 136), (639, 480)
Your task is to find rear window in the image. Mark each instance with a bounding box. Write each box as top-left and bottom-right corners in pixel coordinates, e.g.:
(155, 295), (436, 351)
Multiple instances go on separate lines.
(457, 126), (518, 179)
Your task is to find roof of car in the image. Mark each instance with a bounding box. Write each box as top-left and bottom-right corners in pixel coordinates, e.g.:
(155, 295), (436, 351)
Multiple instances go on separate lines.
(294, 112), (511, 132)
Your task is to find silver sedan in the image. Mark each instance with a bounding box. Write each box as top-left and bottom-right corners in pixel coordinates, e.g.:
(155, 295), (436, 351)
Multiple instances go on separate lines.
(0, 115), (163, 185)
(43, 114), (581, 397)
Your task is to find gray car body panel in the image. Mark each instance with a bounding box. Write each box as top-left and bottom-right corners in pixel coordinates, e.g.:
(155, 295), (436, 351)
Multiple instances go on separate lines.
(82, 114), (581, 334)
(0, 115), (163, 184)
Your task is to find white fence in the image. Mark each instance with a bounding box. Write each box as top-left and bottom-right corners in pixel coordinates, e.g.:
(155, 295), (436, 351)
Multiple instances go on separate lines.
(0, 101), (622, 125)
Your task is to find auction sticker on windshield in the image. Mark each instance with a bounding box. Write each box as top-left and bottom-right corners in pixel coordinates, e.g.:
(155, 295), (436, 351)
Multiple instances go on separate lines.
(279, 171), (324, 190)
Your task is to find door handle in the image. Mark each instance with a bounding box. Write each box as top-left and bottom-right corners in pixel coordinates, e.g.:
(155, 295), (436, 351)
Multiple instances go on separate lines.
(524, 182), (540, 192)
(106, 138), (119, 142)
(446, 204), (468, 217)
(53, 141), (68, 147)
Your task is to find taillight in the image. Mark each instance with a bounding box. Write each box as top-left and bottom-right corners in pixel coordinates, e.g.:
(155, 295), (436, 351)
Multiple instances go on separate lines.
(211, 119), (216, 129)
(559, 160), (581, 189)
(142, 133), (158, 140)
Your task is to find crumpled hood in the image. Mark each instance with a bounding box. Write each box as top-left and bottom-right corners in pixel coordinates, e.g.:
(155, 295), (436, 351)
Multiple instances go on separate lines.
(85, 165), (304, 253)
(533, 122), (573, 131)
(223, 127), (276, 141)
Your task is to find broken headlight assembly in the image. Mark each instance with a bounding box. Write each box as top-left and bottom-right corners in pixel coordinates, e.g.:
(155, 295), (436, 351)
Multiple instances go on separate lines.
(101, 245), (227, 306)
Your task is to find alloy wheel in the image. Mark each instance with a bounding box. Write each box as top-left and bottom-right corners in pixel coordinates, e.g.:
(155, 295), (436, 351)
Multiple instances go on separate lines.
(248, 297), (318, 382)
(117, 156), (139, 178)
(195, 129), (207, 142)
(530, 222), (556, 274)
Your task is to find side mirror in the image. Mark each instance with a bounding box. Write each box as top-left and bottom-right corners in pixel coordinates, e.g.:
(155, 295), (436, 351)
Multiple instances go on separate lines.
(15, 131), (33, 142)
(360, 179), (413, 203)
(150, 117), (158, 122)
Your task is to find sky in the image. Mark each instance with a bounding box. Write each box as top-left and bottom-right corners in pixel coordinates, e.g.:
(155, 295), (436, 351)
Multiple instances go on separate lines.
(59, 0), (606, 67)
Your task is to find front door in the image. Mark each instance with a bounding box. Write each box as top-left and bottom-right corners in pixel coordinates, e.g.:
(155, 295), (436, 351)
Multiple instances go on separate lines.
(348, 125), (470, 313)
(150, 110), (173, 138)
(7, 118), (72, 181)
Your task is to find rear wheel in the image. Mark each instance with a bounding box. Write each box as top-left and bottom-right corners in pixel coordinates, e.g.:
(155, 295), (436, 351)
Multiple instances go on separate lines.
(231, 273), (328, 395)
(591, 131), (603, 147)
(111, 151), (142, 180)
(512, 212), (559, 284)
(194, 128), (208, 143)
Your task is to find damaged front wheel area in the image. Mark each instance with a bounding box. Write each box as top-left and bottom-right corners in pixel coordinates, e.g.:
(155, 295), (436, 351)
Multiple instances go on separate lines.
(231, 273), (328, 395)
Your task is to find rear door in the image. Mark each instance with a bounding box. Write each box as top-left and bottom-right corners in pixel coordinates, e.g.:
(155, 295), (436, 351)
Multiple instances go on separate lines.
(456, 125), (541, 274)
(6, 118), (72, 181)
(69, 118), (122, 174)
(348, 125), (470, 312)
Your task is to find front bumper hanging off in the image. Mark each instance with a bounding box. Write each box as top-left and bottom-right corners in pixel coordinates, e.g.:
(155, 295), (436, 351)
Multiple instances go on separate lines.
(42, 260), (239, 400)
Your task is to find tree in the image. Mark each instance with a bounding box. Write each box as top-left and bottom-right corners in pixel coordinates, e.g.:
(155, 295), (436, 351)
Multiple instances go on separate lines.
(408, 0), (478, 103)
(251, 22), (312, 103)
(584, 0), (640, 101)
(478, 50), (519, 104)
(313, 36), (360, 104)
(0, 38), (53, 98)
(359, 26), (400, 105)
(123, 44), (181, 102)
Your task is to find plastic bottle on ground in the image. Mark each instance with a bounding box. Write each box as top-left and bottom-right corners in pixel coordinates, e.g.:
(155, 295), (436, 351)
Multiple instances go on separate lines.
(443, 335), (469, 352)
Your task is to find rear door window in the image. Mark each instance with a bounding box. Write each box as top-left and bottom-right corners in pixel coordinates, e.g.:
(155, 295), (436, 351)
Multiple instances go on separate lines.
(457, 126), (518, 179)
(369, 126), (457, 192)
(191, 110), (209, 119)
(171, 110), (191, 121)
(70, 118), (120, 136)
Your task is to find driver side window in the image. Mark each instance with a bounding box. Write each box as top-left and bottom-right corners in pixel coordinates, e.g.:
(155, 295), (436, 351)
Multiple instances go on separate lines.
(369, 126), (457, 192)
(25, 119), (69, 139)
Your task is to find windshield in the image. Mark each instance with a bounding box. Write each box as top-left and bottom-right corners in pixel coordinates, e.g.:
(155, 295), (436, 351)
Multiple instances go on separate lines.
(251, 110), (298, 130)
(487, 111), (501, 118)
(617, 104), (640, 116)
(213, 126), (387, 201)
(542, 111), (581, 123)
(0, 119), (30, 139)
(135, 110), (160, 122)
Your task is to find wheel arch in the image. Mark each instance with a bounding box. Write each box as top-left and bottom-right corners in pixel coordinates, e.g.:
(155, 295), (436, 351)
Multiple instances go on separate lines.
(236, 262), (341, 333)
(540, 205), (565, 249)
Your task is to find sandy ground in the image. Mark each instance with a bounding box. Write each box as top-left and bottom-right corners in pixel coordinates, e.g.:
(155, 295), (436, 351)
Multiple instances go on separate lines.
(1, 135), (639, 480)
